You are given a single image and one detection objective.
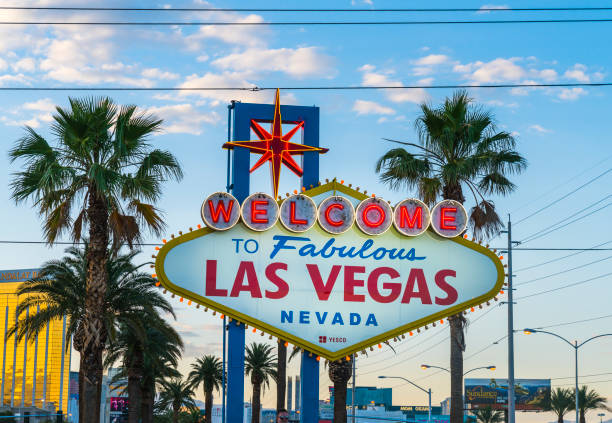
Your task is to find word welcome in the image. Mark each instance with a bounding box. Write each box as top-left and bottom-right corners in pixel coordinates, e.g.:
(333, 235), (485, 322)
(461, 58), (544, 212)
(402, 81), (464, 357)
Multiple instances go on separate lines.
(201, 192), (468, 238)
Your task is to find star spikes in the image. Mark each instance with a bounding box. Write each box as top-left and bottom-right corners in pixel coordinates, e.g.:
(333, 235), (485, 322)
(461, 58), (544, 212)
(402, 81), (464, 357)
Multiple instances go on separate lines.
(222, 88), (329, 199)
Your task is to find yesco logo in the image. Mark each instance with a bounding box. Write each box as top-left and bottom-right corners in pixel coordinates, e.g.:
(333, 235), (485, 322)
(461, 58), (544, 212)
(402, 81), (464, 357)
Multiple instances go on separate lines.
(201, 192), (468, 238)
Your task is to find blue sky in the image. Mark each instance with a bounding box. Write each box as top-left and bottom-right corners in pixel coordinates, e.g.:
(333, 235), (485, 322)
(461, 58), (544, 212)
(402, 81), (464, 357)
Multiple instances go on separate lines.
(1, 0), (611, 420)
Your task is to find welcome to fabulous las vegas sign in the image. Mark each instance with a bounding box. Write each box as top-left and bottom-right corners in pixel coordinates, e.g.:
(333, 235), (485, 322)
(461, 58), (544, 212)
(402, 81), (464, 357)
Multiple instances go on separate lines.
(153, 91), (505, 361)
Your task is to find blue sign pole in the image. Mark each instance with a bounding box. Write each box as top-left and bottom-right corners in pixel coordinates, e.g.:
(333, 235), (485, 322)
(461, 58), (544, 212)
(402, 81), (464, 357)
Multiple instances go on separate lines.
(300, 352), (320, 423)
(229, 100), (321, 422)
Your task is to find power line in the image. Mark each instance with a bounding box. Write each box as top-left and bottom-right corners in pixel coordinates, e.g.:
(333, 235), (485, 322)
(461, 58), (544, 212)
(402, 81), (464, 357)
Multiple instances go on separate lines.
(515, 272), (612, 300)
(535, 312), (612, 330)
(4, 19), (612, 25)
(2, 240), (612, 252)
(520, 203), (612, 245)
(510, 154), (612, 215)
(555, 378), (612, 387)
(551, 372), (612, 381)
(0, 83), (610, 92)
(514, 167), (612, 225)
(515, 240), (612, 272)
(519, 195), (612, 244)
(3, 7), (612, 12)
(515, 256), (612, 286)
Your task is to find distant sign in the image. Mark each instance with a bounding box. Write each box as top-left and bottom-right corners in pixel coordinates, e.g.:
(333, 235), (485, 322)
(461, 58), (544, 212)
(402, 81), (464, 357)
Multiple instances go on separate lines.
(465, 378), (551, 411)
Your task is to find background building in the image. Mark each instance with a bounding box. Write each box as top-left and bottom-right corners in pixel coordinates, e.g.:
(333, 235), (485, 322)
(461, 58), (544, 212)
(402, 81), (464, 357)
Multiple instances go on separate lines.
(0, 268), (70, 413)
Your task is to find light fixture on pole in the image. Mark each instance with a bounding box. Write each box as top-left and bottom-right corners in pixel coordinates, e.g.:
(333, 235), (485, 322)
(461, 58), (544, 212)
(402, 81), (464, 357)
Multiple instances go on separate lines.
(523, 328), (612, 423)
(420, 364), (496, 376)
(379, 375), (432, 423)
(597, 413), (605, 423)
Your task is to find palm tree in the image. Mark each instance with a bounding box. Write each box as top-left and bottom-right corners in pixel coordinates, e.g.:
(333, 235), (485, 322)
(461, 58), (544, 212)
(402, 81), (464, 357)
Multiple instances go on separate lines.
(9, 244), (174, 420)
(157, 378), (198, 423)
(472, 407), (504, 423)
(245, 342), (277, 423)
(106, 314), (183, 423)
(276, 339), (287, 414)
(9, 97), (182, 421)
(375, 91), (526, 423)
(328, 358), (353, 423)
(576, 386), (611, 423)
(188, 355), (223, 423)
(538, 387), (574, 423)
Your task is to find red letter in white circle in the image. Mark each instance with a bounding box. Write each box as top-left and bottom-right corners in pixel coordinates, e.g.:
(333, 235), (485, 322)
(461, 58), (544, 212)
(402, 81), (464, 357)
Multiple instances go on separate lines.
(317, 196), (355, 234)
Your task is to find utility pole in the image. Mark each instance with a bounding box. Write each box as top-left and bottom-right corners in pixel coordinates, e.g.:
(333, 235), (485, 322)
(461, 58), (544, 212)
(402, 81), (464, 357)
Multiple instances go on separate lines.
(506, 215), (516, 423)
(351, 354), (356, 423)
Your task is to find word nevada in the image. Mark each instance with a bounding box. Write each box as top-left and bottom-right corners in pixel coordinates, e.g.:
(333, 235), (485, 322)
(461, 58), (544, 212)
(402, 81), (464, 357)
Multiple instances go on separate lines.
(202, 191), (468, 238)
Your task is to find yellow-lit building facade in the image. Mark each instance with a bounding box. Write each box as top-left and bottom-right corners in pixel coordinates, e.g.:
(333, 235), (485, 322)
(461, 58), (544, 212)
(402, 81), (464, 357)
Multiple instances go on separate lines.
(0, 268), (70, 412)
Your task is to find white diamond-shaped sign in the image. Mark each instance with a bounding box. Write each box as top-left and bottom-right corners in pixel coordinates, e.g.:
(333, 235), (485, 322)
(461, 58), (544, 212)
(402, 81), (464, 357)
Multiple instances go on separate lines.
(155, 182), (504, 360)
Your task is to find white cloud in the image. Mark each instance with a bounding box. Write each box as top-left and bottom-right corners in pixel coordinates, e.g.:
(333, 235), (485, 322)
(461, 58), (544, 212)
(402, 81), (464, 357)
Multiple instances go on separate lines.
(528, 124), (552, 133)
(417, 77), (434, 86)
(146, 103), (220, 135)
(22, 98), (56, 113)
(12, 58), (35, 73)
(414, 54), (449, 66)
(533, 68), (557, 81)
(352, 100), (395, 116)
(456, 58), (525, 83)
(212, 47), (335, 79)
(564, 64), (590, 83)
(141, 68), (179, 80)
(477, 4), (510, 14)
(183, 13), (268, 49)
(358, 64), (429, 104)
(557, 87), (587, 101)
(196, 54), (209, 62)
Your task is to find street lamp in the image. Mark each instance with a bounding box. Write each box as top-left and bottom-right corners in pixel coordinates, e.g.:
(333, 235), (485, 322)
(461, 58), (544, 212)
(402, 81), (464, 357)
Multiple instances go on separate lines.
(598, 413), (605, 423)
(379, 375), (432, 423)
(420, 364), (496, 376)
(523, 328), (612, 423)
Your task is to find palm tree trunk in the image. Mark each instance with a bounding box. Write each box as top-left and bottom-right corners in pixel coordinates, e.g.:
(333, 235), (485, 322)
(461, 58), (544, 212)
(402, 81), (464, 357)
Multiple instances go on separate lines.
(580, 409), (585, 423)
(128, 348), (143, 423)
(81, 189), (109, 423)
(252, 382), (262, 423)
(205, 388), (213, 423)
(173, 404), (180, 423)
(557, 413), (563, 423)
(333, 378), (348, 423)
(277, 340), (287, 412)
(449, 314), (465, 423)
(140, 383), (154, 423)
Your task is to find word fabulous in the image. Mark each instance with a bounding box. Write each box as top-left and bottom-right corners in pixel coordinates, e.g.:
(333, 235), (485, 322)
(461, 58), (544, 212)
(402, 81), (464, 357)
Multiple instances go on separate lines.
(201, 191), (468, 238)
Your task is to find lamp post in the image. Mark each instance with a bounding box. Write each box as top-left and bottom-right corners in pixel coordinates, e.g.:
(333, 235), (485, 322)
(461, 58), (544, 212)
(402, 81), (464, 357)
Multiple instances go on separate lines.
(420, 364), (496, 376)
(378, 375), (432, 423)
(523, 329), (612, 423)
(598, 413), (605, 423)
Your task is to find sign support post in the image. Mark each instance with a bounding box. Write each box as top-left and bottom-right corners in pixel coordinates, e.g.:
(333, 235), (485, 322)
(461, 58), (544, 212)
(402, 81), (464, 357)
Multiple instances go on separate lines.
(229, 100), (321, 422)
(300, 352), (319, 423)
(506, 216), (516, 423)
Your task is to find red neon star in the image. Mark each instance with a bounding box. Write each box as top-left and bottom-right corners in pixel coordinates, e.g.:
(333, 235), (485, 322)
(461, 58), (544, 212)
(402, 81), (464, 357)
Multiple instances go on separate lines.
(223, 89), (328, 199)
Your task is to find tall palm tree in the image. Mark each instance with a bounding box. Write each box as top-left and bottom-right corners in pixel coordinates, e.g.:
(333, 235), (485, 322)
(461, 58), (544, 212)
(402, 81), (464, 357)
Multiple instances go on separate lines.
(9, 244), (174, 420)
(472, 407), (504, 423)
(157, 378), (198, 423)
(106, 314), (183, 423)
(245, 342), (277, 423)
(538, 387), (574, 423)
(375, 91), (526, 423)
(188, 355), (223, 423)
(328, 358), (353, 423)
(576, 386), (611, 423)
(9, 97), (182, 421)
(276, 340), (287, 413)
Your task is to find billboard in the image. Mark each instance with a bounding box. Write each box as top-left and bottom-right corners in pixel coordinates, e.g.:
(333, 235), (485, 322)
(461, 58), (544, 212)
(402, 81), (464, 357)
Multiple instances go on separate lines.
(465, 378), (551, 411)
(155, 181), (504, 361)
